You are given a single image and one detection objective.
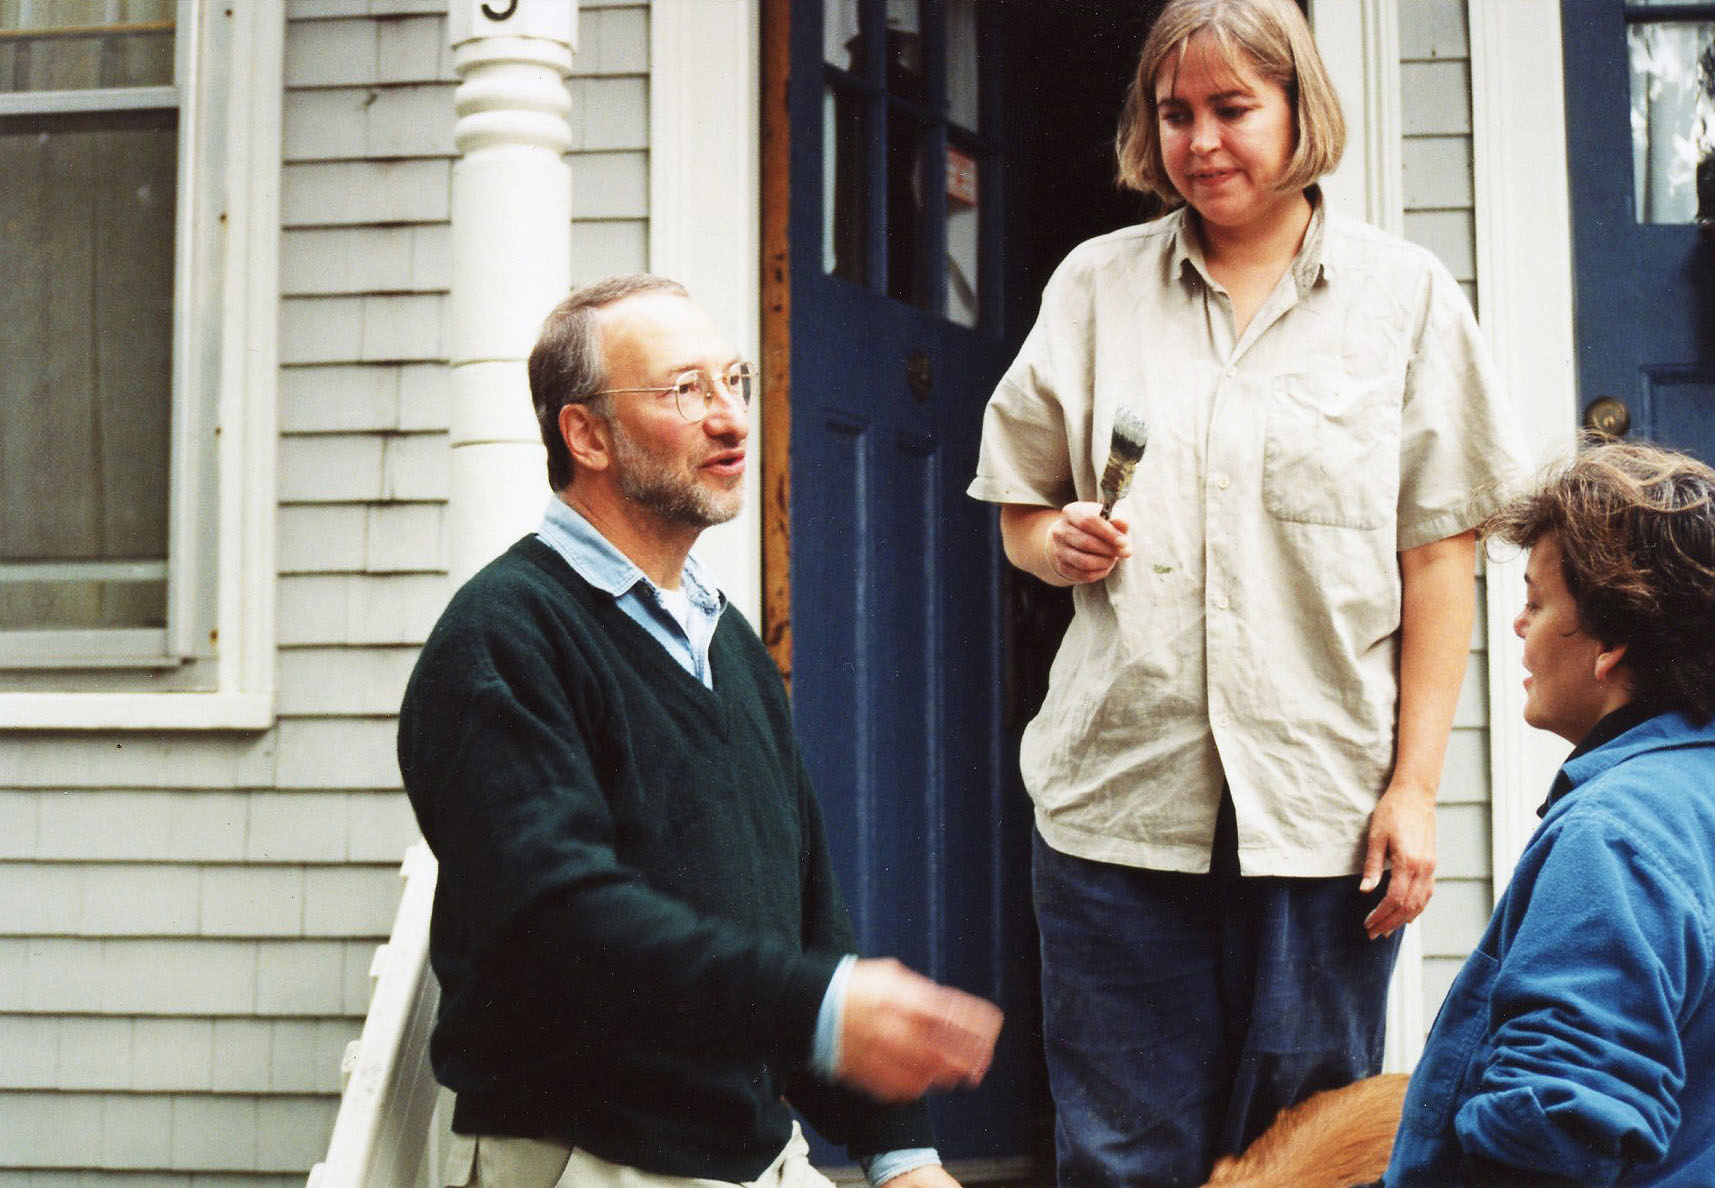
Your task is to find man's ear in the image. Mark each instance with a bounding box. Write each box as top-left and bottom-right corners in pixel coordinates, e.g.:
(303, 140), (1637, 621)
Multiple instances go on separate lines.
(559, 402), (611, 473)
(1594, 641), (1629, 684)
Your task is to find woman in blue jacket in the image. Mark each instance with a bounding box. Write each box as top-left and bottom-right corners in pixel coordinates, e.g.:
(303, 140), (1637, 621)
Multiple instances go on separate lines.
(1387, 441), (1715, 1186)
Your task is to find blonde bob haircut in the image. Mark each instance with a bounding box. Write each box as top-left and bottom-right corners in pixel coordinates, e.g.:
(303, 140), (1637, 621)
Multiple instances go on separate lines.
(1116, 0), (1346, 204)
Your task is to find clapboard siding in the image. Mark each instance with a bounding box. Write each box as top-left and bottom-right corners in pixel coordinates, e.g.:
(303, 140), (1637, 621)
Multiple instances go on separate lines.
(0, 790), (416, 865)
(1398, 0), (1493, 1052)
(276, 574), (448, 647)
(274, 648), (426, 716)
(281, 226), (451, 296)
(0, 1090), (338, 1174)
(0, 863), (398, 939)
(2, 3), (651, 1180)
(1, 1017), (356, 1094)
(279, 364), (450, 435)
(277, 505), (446, 574)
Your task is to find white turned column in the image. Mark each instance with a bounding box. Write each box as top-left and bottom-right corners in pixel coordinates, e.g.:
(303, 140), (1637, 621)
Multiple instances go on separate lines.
(446, 1), (576, 585)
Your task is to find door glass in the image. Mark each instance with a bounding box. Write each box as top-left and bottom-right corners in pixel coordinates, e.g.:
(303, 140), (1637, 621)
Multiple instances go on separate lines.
(885, 0), (926, 102)
(824, 0), (861, 73)
(886, 110), (927, 306)
(945, 145), (979, 326)
(947, 0), (979, 130)
(823, 84), (869, 283)
(1626, 19), (1715, 223)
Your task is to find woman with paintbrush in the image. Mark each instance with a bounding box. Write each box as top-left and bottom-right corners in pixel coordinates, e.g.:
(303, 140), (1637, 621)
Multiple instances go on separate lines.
(966, 0), (1526, 1183)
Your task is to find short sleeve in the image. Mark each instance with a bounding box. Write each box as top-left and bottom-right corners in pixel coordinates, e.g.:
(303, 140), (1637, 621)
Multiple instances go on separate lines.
(1395, 258), (1529, 551)
(967, 262), (1086, 509)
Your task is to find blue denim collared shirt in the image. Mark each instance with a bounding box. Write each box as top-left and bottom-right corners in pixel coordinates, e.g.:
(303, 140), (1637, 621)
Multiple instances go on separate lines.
(533, 498), (936, 1186)
(536, 498), (725, 687)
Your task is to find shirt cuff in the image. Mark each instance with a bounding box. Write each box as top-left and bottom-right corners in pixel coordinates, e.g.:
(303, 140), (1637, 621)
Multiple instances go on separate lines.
(861, 1149), (942, 1187)
(810, 953), (857, 1079)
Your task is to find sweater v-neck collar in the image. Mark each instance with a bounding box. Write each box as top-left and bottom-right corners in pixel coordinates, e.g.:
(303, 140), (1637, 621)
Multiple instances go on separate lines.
(519, 536), (735, 720)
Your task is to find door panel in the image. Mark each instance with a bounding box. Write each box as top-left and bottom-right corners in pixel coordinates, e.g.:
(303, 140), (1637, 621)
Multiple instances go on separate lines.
(787, 0), (1031, 1161)
(1562, 2), (1715, 460)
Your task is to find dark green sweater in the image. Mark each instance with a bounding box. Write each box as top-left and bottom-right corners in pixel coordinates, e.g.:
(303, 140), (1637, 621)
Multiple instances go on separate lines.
(398, 537), (932, 1178)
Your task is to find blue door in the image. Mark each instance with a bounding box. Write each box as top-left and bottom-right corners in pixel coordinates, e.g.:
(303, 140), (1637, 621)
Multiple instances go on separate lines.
(782, 0), (1033, 1164)
(1562, 3), (1715, 458)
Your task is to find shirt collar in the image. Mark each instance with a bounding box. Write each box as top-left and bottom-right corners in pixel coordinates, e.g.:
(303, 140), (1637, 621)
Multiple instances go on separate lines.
(536, 496), (725, 615)
(1170, 185), (1329, 298)
(1538, 700), (1663, 816)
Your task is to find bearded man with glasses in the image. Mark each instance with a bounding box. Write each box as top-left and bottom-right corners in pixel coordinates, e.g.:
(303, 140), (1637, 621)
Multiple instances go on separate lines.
(399, 274), (1002, 1188)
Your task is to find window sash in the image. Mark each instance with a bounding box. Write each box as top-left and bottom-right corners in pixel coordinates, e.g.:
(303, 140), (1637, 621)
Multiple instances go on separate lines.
(0, 0), (278, 728)
(0, 0), (202, 670)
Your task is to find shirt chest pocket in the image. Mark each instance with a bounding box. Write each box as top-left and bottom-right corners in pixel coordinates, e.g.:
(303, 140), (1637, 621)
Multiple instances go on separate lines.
(1261, 374), (1400, 530)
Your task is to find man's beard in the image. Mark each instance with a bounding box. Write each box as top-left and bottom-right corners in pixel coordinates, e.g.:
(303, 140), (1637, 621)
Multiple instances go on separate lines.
(610, 420), (742, 530)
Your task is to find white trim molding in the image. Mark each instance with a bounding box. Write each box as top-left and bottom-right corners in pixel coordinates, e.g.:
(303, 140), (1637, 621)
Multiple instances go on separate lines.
(1313, 0), (1403, 234)
(1310, 0), (1425, 1072)
(0, 0), (283, 730)
(1468, 0), (1580, 896)
(649, 0), (764, 625)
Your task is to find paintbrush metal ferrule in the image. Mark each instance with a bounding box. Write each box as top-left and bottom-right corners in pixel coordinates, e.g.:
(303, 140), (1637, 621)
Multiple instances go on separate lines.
(1098, 407), (1149, 519)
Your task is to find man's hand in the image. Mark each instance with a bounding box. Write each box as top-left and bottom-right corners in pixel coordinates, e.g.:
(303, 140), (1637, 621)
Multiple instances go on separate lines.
(878, 1165), (964, 1188)
(836, 958), (1003, 1103)
(1360, 779), (1437, 940)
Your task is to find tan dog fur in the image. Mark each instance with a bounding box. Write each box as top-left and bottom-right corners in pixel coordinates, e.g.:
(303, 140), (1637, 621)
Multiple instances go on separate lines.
(1198, 1074), (1408, 1188)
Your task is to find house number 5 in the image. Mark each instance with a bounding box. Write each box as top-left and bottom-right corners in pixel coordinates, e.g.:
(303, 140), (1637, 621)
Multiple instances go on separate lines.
(482, 0), (517, 19)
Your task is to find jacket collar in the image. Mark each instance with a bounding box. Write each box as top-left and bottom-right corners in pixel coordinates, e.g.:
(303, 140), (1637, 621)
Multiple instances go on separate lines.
(1541, 709), (1715, 817)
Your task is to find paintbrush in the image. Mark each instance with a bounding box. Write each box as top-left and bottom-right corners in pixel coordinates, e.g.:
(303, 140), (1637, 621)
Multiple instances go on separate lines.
(1097, 407), (1149, 519)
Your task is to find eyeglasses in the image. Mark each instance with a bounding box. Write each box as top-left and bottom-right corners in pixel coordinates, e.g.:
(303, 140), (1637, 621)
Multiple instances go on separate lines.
(591, 362), (755, 424)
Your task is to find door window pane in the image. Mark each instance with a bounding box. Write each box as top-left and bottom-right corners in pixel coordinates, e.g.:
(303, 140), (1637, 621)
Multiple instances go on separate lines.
(0, 0), (176, 92)
(947, 0), (979, 130)
(885, 0), (925, 102)
(945, 146), (980, 326)
(0, 109), (176, 631)
(886, 111), (928, 306)
(824, 84), (869, 283)
(824, 0), (861, 73)
(1627, 20), (1715, 223)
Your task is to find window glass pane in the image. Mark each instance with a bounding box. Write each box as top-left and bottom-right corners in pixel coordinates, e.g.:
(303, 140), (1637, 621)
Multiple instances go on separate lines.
(885, 0), (925, 102)
(824, 0), (861, 73)
(0, 575), (165, 631)
(824, 84), (869, 283)
(945, 146), (979, 326)
(886, 111), (927, 307)
(0, 0), (176, 92)
(1627, 20), (1715, 224)
(0, 109), (176, 631)
(947, 0), (979, 130)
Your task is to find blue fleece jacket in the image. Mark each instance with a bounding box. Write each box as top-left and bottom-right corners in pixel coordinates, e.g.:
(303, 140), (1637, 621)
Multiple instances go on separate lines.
(1388, 712), (1715, 1186)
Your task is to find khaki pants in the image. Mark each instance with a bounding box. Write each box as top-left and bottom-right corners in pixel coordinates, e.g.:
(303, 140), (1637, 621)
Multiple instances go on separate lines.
(444, 1122), (836, 1188)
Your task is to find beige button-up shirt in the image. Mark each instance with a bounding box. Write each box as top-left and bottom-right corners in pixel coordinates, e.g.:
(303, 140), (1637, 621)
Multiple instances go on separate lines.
(968, 203), (1527, 877)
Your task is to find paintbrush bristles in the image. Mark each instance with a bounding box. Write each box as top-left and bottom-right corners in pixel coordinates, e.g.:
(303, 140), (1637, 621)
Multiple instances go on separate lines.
(1098, 407), (1150, 519)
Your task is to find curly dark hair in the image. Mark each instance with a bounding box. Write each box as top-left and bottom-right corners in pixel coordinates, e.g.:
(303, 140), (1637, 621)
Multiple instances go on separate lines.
(1480, 439), (1715, 723)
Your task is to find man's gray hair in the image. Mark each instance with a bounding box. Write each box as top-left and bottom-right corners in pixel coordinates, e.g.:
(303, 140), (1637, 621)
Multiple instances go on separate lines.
(528, 273), (690, 490)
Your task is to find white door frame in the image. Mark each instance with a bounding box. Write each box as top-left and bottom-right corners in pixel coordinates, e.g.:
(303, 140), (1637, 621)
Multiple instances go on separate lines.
(649, 0), (765, 625)
(1467, 0), (1580, 892)
(1313, 0), (1578, 1067)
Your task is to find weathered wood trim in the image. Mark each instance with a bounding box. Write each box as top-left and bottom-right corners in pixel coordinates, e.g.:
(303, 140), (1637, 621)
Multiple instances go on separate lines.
(760, 0), (793, 683)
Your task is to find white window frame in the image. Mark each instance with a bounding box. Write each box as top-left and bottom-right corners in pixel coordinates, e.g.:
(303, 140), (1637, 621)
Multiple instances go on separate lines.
(0, 0), (280, 729)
